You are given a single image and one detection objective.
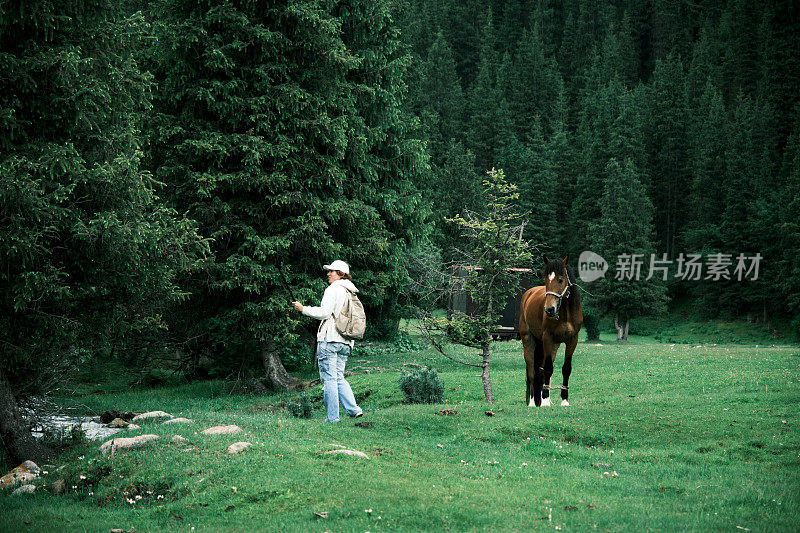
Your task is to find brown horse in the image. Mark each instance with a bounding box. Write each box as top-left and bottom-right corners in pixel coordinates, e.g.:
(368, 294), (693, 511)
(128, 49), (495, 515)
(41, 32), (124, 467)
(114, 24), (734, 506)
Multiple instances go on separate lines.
(519, 255), (583, 407)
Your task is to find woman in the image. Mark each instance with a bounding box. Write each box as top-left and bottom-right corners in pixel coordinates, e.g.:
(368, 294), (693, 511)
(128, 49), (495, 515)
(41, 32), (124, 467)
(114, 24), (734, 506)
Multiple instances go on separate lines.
(292, 260), (363, 422)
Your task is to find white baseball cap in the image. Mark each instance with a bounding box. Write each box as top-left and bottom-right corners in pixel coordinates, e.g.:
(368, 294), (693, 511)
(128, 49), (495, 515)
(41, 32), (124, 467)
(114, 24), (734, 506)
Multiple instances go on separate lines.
(323, 260), (350, 275)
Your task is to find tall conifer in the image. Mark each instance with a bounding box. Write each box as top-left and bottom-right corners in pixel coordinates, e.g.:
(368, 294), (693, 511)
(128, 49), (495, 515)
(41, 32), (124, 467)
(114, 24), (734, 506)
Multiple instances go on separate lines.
(147, 0), (427, 385)
(589, 159), (667, 341)
(0, 1), (204, 462)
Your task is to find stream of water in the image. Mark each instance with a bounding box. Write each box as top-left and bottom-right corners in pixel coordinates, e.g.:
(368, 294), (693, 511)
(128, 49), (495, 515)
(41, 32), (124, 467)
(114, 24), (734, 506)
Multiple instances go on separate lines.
(30, 414), (123, 441)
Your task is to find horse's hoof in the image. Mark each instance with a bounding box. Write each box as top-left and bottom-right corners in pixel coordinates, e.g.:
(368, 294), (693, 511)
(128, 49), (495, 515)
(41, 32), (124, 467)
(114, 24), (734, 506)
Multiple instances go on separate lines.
(541, 397), (551, 407)
(561, 400), (570, 407)
(528, 398), (536, 407)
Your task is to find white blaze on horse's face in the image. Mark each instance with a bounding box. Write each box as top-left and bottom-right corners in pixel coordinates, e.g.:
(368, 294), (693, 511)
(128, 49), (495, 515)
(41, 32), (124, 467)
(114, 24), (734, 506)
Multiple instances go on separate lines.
(544, 271), (566, 318)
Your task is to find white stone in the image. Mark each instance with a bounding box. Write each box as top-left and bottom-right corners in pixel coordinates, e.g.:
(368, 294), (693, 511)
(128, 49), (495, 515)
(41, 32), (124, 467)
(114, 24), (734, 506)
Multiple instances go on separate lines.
(201, 425), (242, 435)
(131, 411), (171, 421)
(163, 418), (193, 425)
(171, 435), (187, 444)
(12, 484), (36, 495)
(324, 449), (369, 459)
(99, 434), (160, 456)
(226, 442), (252, 454)
(126, 424), (141, 430)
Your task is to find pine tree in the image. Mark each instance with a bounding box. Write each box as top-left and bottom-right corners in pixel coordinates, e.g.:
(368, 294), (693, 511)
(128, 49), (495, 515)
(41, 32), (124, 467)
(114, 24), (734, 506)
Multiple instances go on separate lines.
(509, 117), (558, 253)
(682, 79), (726, 253)
(419, 30), (466, 161)
(504, 25), (561, 139)
(589, 159), (667, 341)
(421, 169), (533, 402)
(338, 0), (432, 336)
(717, 0), (762, 104)
(780, 111), (800, 333)
(649, 0), (695, 62)
(0, 1), (204, 463)
(444, 0), (487, 88)
(647, 52), (690, 257)
(147, 0), (428, 387)
(718, 92), (772, 317)
(466, 9), (502, 171)
(430, 140), (483, 260)
(684, 23), (723, 112)
(542, 80), (576, 254)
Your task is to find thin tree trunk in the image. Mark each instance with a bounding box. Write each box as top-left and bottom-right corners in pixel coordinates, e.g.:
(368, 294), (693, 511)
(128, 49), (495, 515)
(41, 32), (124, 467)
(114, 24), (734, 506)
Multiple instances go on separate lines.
(260, 341), (307, 392)
(614, 314), (625, 341)
(623, 319), (630, 342)
(0, 369), (54, 465)
(481, 343), (494, 404)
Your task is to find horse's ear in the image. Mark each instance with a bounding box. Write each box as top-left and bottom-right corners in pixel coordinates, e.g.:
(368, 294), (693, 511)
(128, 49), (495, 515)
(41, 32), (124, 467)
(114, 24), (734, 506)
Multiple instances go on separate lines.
(562, 255), (569, 266)
(542, 254), (550, 265)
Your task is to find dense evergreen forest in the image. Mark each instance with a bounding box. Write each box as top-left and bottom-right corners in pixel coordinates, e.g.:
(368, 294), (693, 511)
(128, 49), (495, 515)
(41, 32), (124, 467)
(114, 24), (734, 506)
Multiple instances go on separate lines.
(401, 0), (800, 335)
(1, 0), (799, 461)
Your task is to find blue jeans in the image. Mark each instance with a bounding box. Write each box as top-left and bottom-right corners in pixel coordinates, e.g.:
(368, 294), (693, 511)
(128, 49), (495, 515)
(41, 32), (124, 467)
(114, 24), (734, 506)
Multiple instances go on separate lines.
(317, 341), (361, 422)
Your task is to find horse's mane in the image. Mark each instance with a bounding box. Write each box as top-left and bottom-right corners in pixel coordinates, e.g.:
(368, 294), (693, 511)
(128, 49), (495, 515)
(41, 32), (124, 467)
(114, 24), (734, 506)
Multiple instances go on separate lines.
(543, 260), (581, 309)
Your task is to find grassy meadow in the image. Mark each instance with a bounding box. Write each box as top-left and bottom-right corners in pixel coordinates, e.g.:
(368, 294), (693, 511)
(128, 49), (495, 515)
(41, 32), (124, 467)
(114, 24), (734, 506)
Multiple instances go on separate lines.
(1, 326), (799, 532)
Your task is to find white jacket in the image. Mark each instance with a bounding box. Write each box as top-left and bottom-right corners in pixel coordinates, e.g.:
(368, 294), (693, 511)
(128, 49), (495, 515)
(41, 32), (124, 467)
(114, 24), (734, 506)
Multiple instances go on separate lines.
(302, 279), (359, 346)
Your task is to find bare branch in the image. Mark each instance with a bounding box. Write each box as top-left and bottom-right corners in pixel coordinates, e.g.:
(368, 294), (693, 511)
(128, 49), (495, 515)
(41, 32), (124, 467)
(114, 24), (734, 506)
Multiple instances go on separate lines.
(414, 318), (482, 368)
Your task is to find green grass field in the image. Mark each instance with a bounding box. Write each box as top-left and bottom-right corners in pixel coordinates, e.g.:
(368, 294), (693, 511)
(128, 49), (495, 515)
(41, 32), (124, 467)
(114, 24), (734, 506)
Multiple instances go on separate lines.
(2, 331), (799, 532)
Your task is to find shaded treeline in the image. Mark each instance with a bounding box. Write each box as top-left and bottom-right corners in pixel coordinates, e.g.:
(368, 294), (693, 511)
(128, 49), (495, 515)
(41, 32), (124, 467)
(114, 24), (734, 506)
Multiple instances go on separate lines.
(400, 0), (800, 331)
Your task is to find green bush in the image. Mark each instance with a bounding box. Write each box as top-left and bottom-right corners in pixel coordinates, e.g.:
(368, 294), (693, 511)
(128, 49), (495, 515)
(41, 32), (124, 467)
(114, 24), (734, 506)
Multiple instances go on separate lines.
(582, 308), (601, 341)
(399, 365), (444, 404)
(287, 393), (314, 418)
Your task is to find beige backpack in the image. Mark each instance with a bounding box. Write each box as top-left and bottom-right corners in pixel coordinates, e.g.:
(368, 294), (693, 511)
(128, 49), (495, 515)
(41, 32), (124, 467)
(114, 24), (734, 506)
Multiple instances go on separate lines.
(335, 289), (366, 340)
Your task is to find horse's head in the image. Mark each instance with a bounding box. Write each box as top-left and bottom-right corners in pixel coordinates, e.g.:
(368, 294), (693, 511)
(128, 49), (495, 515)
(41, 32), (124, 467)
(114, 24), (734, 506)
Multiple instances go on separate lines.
(542, 255), (574, 319)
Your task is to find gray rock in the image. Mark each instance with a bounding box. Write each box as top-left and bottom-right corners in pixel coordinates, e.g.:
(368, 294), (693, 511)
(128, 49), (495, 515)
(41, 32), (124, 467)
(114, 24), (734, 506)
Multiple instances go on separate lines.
(201, 425), (242, 435)
(12, 484), (36, 495)
(171, 435), (187, 444)
(131, 411), (171, 421)
(52, 478), (66, 495)
(162, 417), (193, 425)
(324, 449), (369, 459)
(226, 442), (252, 454)
(99, 434), (160, 456)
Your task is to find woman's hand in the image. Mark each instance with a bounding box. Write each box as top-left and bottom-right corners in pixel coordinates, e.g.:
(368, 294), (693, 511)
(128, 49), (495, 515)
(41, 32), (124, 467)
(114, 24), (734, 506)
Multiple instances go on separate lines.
(292, 301), (303, 312)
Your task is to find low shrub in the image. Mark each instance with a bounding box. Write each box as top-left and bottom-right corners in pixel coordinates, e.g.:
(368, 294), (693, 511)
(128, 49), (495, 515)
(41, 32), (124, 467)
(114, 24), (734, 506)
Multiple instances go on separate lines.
(287, 392), (314, 418)
(399, 364), (444, 404)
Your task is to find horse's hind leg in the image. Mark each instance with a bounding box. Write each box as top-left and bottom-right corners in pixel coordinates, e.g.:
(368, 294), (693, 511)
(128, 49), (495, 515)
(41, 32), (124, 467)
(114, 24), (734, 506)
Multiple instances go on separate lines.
(526, 370), (533, 406)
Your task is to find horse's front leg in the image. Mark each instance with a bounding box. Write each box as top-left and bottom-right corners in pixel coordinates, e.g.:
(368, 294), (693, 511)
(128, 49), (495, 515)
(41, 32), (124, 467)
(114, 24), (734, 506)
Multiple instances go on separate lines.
(538, 335), (556, 406)
(561, 337), (578, 406)
(541, 343), (559, 406)
(530, 337), (545, 406)
(521, 333), (535, 406)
